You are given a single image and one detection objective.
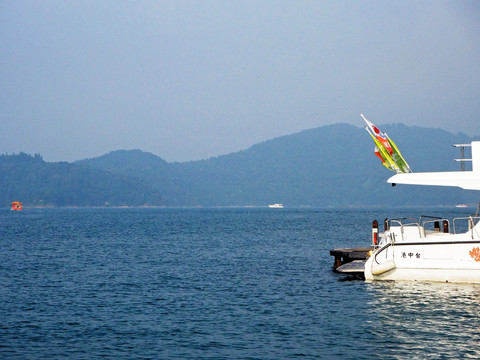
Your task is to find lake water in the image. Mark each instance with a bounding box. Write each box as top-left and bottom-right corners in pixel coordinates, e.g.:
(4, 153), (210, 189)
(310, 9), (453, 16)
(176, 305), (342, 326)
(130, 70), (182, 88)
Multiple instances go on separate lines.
(1, 207), (480, 359)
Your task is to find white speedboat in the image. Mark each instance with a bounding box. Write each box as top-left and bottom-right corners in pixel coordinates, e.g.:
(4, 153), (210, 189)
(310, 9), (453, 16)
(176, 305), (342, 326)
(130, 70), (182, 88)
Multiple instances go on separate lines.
(268, 203), (284, 208)
(361, 115), (480, 283)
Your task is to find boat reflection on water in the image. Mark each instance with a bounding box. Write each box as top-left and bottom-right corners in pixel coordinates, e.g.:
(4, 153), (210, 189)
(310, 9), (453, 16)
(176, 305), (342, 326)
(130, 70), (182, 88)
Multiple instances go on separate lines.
(365, 282), (480, 358)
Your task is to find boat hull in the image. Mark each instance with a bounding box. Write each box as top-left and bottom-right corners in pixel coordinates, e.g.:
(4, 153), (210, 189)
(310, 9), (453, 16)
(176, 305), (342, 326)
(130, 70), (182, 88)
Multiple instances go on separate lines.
(365, 240), (480, 283)
(366, 266), (480, 283)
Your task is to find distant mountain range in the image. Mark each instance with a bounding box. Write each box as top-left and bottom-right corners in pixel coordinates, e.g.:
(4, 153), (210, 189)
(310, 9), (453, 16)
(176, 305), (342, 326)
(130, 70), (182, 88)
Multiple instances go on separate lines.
(1, 123), (478, 207)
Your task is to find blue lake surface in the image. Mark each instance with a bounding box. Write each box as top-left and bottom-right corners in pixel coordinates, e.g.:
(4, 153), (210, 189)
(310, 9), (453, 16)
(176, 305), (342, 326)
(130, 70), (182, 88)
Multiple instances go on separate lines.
(1, 207), (480, 359)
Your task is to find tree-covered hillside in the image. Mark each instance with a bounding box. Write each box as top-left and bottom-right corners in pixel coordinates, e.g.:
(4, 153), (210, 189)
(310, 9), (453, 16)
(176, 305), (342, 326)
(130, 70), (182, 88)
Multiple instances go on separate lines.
(77, 123), (479, 207)
(1, 123), (477, 208)
(0, 152), (164, 207)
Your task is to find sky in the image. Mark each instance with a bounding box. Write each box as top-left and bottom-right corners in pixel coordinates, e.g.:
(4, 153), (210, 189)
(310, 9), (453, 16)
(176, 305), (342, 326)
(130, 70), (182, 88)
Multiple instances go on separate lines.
(1, 0), (480, 162)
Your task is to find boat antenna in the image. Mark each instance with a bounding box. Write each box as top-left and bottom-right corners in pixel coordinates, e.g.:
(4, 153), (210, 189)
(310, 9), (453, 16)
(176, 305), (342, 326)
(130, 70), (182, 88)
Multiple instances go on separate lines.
(453, 144), (472, 171)
(475, 200), (480, 217)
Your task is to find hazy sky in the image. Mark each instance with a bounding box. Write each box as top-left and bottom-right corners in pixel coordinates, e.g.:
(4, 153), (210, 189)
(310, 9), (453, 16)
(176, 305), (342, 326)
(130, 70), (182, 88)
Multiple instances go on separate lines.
(1, 1), (480, 162)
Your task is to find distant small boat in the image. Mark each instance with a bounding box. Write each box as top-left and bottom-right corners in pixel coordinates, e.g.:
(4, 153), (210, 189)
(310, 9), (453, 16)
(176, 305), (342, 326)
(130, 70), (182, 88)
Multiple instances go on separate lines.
(268, 203), (284, 208)
(11, 201), (23, 210)
(456, 204), (468, 208)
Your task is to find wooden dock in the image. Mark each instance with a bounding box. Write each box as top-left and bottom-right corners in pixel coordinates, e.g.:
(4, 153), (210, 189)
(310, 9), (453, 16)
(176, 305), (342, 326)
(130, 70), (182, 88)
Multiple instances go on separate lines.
(330, 247), (371, 274)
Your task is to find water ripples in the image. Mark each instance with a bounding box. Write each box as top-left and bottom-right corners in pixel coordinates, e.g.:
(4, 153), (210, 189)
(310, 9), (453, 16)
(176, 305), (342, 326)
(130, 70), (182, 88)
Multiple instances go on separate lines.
(1, 208), (480, 359)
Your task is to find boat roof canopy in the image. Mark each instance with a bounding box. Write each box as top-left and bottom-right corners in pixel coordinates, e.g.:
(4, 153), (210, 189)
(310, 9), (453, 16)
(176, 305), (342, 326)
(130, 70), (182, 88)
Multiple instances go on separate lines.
(387, 141), (480, 191)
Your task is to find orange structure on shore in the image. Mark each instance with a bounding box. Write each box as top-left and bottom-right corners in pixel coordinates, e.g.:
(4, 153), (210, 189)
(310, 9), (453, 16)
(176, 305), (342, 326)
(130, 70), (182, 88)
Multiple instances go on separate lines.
(11, 201), (23, 210)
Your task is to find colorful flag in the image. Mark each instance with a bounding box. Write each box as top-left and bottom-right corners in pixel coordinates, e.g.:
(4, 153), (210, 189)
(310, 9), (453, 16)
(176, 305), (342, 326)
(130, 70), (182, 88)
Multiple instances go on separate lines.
(361, 114), (412, 174)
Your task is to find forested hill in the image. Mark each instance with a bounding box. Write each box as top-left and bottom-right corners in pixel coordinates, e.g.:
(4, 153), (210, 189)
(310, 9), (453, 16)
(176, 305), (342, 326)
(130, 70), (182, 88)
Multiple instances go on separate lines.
(0, 152), (164, 207)
(1, 123), (478, 207)
(76, 123), (478, 207)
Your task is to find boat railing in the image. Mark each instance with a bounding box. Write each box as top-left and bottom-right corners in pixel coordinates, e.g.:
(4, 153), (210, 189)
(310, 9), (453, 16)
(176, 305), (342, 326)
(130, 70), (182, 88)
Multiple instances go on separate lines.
(389, 217), (419, 227)
(420, 215), (442, 225)
(388, 218), (423, 241)
(421, 216), (450, 234)
(453, 216), (480, 238)
(374, 242), (393, 264)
